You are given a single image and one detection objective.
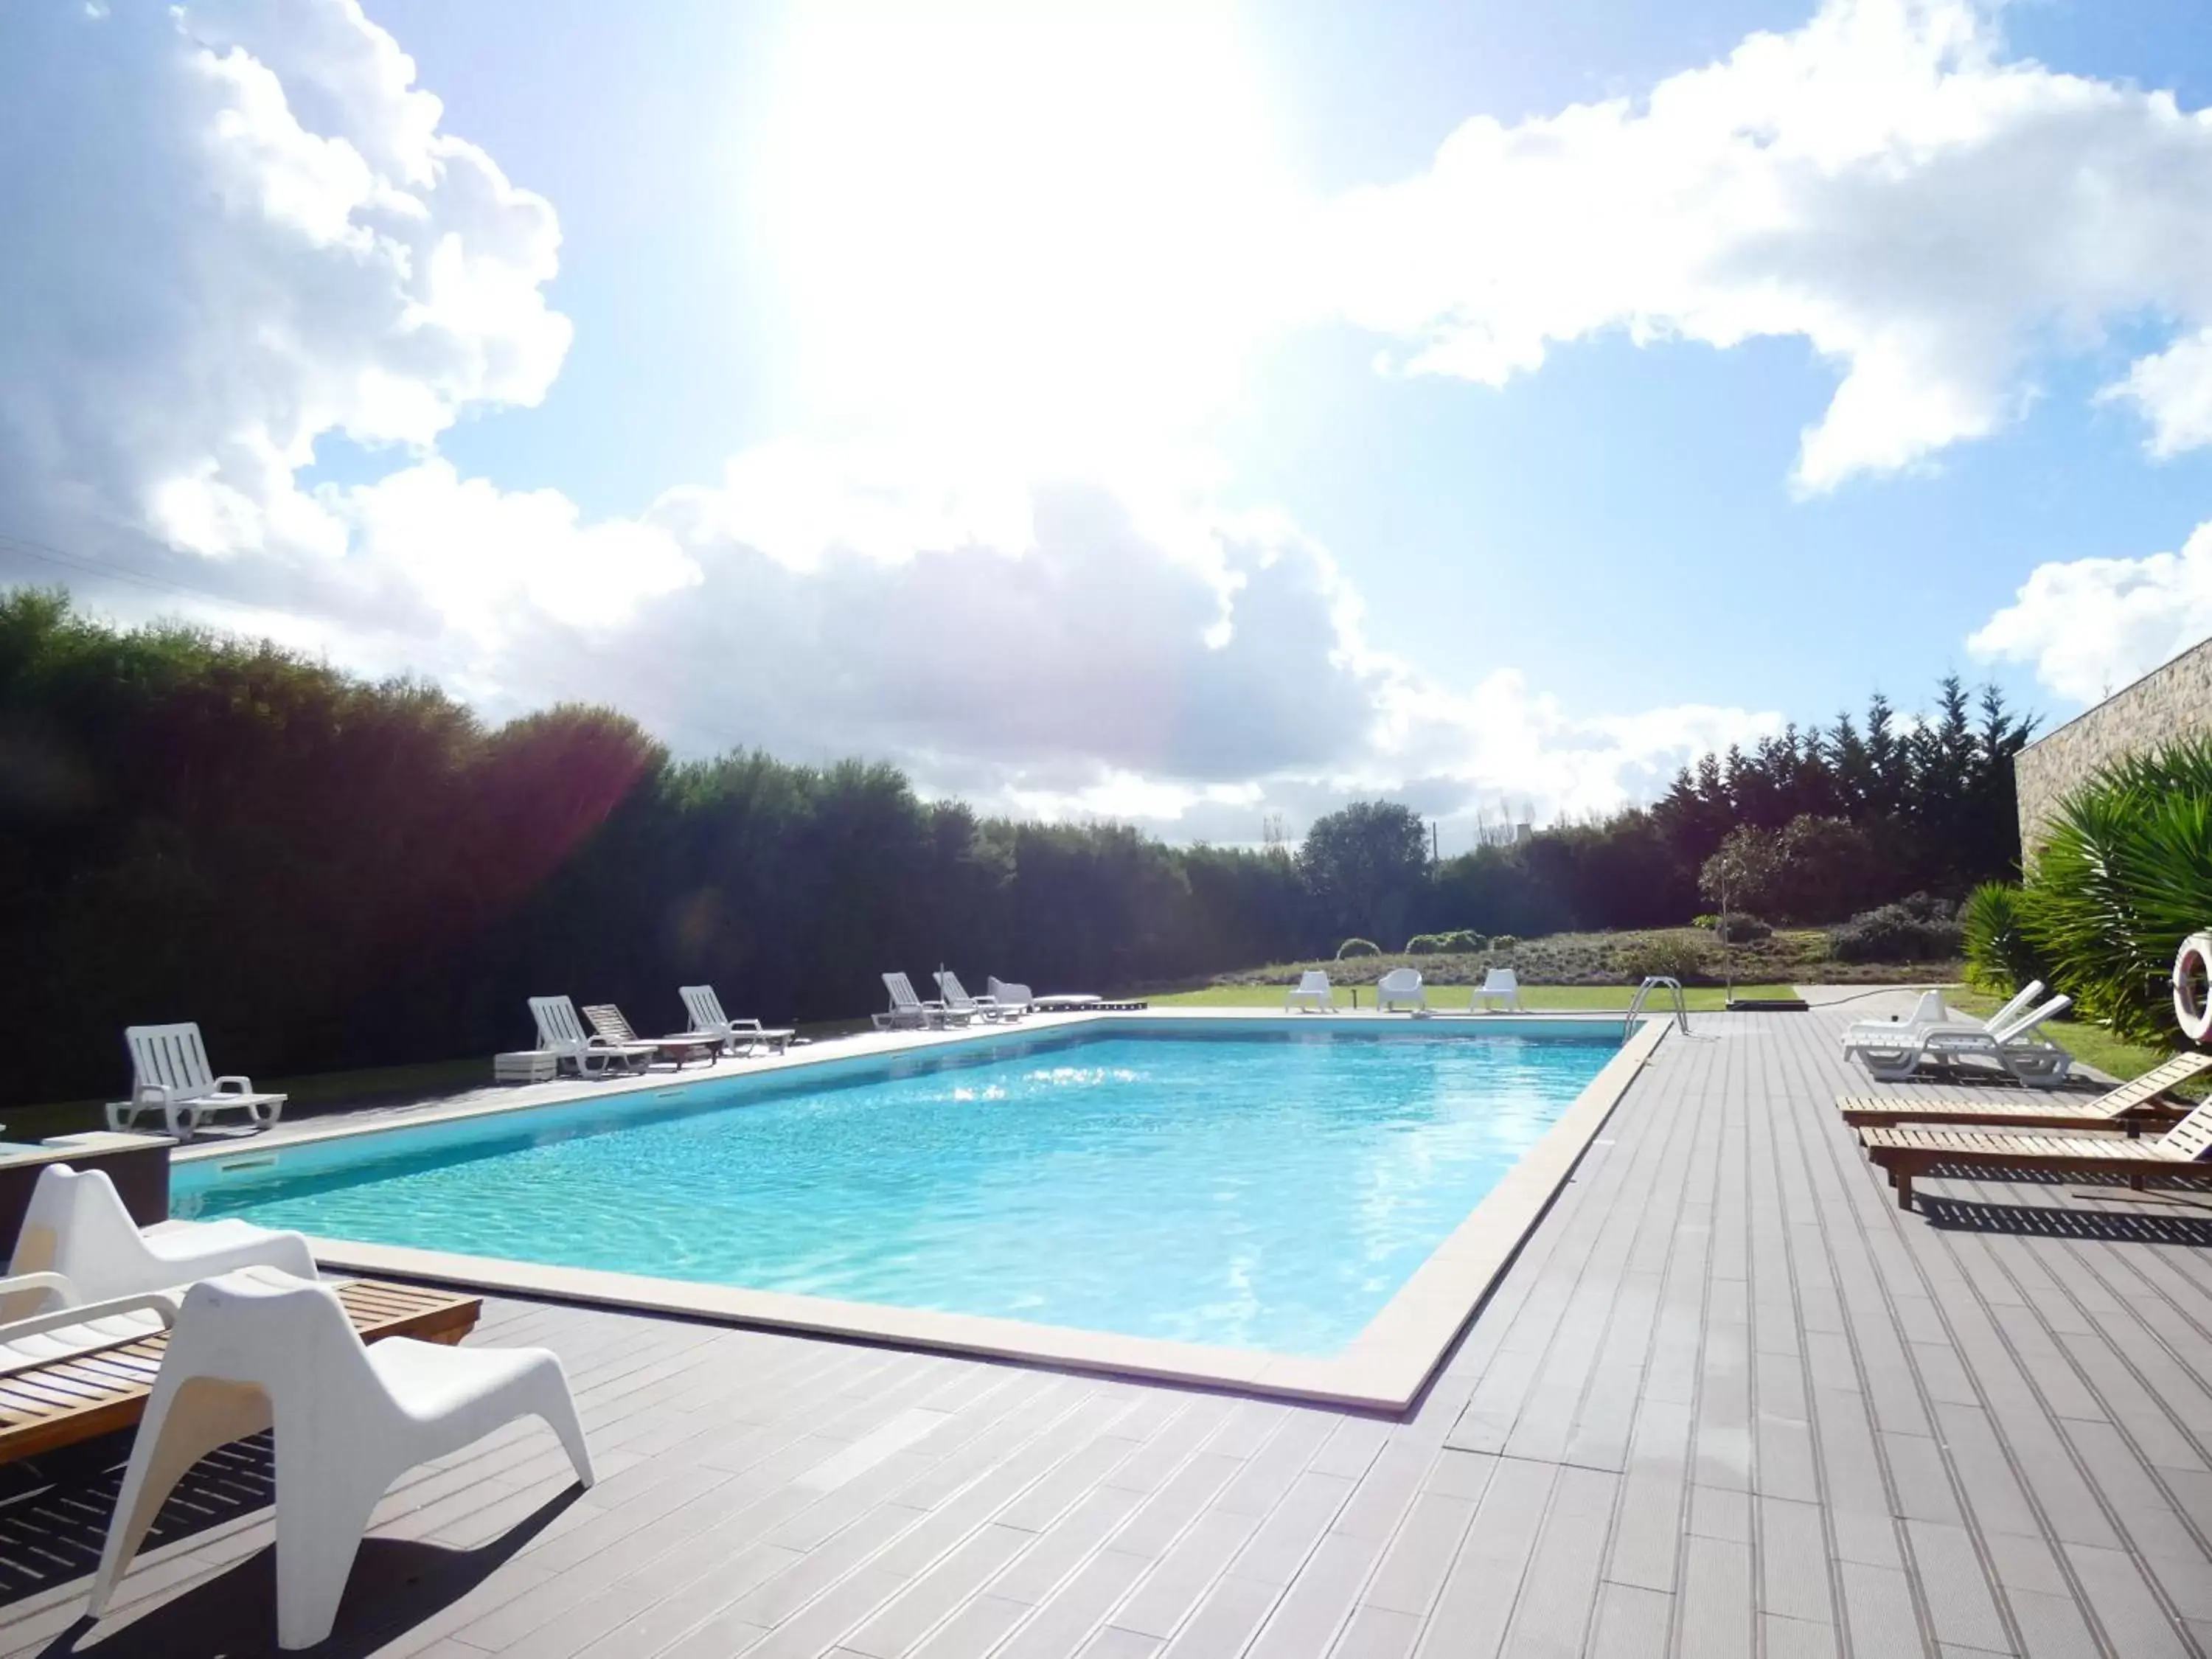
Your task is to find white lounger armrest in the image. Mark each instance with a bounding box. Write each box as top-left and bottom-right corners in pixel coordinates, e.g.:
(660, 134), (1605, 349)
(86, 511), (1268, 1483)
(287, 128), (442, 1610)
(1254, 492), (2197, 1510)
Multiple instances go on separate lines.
(0, 1271), (81, 1316)
(208, 1079), (279, 1106)
(0, 1289), (177, 1346)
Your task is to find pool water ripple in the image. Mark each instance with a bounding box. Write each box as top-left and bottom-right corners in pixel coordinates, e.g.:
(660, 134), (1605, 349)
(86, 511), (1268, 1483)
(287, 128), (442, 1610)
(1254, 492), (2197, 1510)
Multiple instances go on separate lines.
(177, 1030), (1616, 1355)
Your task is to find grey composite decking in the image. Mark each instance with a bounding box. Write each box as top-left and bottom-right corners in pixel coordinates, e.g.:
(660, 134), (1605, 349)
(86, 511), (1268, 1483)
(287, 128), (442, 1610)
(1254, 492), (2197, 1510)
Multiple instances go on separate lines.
(3, 1007), (2210, 1658)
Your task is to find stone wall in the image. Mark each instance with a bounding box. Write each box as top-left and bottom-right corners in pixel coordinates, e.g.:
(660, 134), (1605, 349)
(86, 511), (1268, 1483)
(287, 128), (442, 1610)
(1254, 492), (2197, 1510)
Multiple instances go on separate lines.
(2015, 634), (2212, 858)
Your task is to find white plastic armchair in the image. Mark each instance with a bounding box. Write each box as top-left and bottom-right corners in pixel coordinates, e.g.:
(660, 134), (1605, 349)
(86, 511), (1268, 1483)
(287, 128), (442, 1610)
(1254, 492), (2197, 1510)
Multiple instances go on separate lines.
(986, 976), (1033, 1014)
(1376, 967), (1427, 1013)
(1287, 971), (1332, 1012)
(111, 1023), (286, 1139)
(1471, 967), (1523, 1012)
(4, 1164), (316, 1314)
(88, 1269), (594, 1650)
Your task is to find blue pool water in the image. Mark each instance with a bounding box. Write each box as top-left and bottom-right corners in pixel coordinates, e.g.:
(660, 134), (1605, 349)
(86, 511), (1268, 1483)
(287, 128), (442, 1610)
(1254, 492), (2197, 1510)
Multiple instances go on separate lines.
(175, 1026), (1618, 1355)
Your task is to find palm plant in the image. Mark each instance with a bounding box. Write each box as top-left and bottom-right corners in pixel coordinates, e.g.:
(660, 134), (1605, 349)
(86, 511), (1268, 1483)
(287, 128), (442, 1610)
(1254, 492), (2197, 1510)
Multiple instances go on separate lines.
(1960, 881), (2045, 997)
(2017, 738), (2212, 1044)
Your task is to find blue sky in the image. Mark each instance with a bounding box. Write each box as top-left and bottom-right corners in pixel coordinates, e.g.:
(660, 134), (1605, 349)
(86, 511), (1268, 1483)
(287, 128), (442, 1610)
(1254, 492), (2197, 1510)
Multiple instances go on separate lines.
(4, 0), (2211, 842)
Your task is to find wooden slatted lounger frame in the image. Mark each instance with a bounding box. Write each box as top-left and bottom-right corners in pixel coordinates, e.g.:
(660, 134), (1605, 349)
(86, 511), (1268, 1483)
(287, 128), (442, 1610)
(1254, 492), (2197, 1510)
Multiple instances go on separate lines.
(580, 1005), (718, 1069)
(0, 1279), (481, 1464)
(1839, 1051), (2211, 1134)
(1860, 1099), (2212, 1211)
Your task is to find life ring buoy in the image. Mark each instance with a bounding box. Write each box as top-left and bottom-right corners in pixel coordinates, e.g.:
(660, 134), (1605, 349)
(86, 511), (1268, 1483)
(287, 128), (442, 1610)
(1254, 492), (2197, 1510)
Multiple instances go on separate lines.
(2175, 932), (2212, 1044)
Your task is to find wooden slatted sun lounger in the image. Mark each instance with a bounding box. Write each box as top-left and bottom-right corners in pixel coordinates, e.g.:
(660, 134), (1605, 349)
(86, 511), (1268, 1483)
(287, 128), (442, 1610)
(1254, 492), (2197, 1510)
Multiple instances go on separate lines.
(1839, 1051), (2211, 1134)
(582, 1005), (720, 1068)
(0, 1279), (480, 1464)
(1859, 1096), (2212, 1211)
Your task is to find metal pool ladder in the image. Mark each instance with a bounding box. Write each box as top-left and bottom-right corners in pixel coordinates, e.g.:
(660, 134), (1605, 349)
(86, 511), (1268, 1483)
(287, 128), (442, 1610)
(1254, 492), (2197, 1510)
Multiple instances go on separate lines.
(1624, 976), (1691, 1037)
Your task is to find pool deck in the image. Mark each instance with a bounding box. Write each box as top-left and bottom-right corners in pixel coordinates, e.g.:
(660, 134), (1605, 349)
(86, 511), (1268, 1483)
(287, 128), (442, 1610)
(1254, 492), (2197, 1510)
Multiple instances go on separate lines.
(7, 1001), (2212, 1657)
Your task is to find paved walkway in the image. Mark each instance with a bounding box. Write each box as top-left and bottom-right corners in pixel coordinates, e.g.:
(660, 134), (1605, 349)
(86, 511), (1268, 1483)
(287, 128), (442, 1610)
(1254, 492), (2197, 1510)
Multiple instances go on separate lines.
(4, 1008), (2208, 1657)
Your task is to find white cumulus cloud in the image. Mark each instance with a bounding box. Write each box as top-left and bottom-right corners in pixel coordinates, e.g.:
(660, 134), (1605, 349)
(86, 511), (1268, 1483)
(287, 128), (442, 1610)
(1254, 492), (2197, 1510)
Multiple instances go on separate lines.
(1969, 519), (2212, 704)
(1318, 0), (2212, 490)
(0, 0), (570, 560)
(0, 0), (1878, 841)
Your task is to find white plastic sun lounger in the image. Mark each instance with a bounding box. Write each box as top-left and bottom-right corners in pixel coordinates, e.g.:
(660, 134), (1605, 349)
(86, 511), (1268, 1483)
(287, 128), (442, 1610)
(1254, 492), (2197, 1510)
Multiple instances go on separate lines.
(529, 997), (658, 1077)
(678, 985), (795, 1054)
(1840, 982), (2042, 1057)
(938, 972), (1018, 1022)
(108, 1024), (286, 1141)
(88, 1268), (594, 1649)
(877, 973), (964, 1030)
(987, 976), (1033, 1014)
(1845, 992), (2073, 1082)
(1287, 970), (1332, 1012)
(1377, 967), (1427, 1013)
(1470, 967), (1523, 1012)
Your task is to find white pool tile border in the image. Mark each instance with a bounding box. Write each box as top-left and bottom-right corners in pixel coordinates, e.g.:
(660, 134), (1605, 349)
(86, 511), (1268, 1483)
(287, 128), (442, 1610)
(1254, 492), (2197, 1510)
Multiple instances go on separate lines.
(187, 1010), (1670, 1412)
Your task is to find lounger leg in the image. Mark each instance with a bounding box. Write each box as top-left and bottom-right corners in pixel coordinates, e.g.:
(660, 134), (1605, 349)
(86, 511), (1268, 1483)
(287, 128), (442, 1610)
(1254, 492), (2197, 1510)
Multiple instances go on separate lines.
(1894, 1166), (1914, 1211)
(90, 1377), (273, 1618)
(521, 1363), (596, 1489)
(272, 1456), (389, 1649)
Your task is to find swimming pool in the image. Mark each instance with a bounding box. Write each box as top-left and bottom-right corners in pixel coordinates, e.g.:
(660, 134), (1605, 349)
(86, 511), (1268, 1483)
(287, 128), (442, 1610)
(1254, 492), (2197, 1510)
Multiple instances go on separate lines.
(175, 1023), (1624, 1358)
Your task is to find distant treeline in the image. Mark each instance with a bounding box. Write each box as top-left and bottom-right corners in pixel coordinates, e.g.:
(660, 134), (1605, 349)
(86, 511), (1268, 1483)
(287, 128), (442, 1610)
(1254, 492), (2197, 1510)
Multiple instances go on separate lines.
(1432, 679), (2037, 941)
(0, 591), (2032, 1103)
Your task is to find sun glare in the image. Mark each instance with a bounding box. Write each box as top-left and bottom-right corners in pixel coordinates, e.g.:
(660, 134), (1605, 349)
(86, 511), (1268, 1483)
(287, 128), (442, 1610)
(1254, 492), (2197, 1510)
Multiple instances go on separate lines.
(759, 0), (1299, 462)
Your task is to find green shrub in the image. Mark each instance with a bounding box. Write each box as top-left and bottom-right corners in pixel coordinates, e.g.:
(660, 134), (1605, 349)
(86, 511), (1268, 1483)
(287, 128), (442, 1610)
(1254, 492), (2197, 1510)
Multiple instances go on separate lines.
(1335, 937), (1382, 959)
(1406, 929), (1486, 954)
(2016, 737), (2212, 1042)
(1617, 932), (1709, 982)
(1961, 882), (2045, 997)
(1828, 903), (1964, 964)
(1892, 890), (1958, 923)
(1705, 912), (1771, 945)
(1489, 934), (1519, 953)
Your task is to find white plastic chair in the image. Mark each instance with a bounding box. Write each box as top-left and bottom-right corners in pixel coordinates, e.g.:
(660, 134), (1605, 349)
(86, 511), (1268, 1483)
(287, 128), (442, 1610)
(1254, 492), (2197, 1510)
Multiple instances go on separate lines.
(1287, 971), (1332, 1012)
(110, 1024), (286, 1140)
(986, 976), (1033, 1014)
(678, 984), (795, 1054)
(88, 1269), (594, 1650)
(4, 1164), (316, 1315)
(1377, 967), (1427, 1012)
(1471, 967), (1523, 1012)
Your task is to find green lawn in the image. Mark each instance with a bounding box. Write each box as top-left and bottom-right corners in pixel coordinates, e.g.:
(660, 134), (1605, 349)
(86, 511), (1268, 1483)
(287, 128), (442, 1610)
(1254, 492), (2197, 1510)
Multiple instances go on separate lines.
(7, 1055), (493, 1141)
(1152, 983), (1795, 1012)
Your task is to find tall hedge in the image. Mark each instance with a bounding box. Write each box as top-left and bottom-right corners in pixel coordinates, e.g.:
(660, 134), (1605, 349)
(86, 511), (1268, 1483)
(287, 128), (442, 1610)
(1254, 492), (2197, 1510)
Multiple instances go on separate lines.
(0, 591), (2042, 1102)
(0, 593), (1319, 1105)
